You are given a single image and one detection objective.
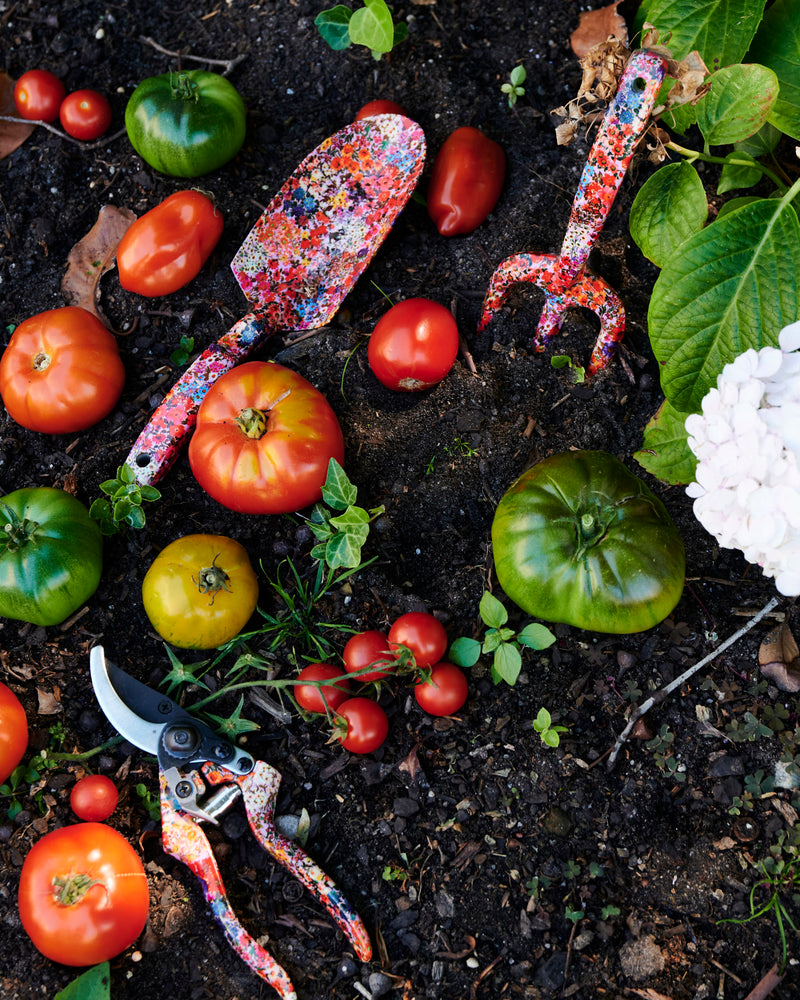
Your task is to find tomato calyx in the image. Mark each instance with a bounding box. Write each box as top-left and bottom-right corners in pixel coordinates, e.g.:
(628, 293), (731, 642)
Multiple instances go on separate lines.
(169, 71), (201, 103)
(52, 871), (105, 906)
(193, 554), (232, 602)
(32, 351), (51, 372)
(0, 502), (39, 553)
(235, 406), (268, 439)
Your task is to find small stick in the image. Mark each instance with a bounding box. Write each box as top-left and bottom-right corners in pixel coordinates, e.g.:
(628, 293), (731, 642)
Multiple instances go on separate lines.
(139, 36), (247, 76)
(607, 595), (781, 770)
(0, 115), (126, 148)
(742, 964), (783, 1000)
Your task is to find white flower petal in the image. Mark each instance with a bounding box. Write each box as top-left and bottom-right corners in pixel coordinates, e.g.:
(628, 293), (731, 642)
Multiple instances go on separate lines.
(779, 320), (800, 354)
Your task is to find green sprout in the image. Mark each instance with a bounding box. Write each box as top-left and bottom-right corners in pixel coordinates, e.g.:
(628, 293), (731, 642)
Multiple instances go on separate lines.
(501, 65), (526, 108)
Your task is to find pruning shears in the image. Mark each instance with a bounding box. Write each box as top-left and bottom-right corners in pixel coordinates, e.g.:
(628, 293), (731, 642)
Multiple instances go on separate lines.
(89, 646), (371, 1000)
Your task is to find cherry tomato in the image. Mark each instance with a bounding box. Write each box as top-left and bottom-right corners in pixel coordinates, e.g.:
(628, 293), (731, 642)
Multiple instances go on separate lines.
(295, 662), (351, 714)
(414, 662), (468, 716)
(70, 774), (119, 821)
(342, 630), (395, 682)
(13, 70), (65, 122)
(388, 612), (448, 668)
(0, 306), (125, 434)
(117, 190), (224, 298)
(334, 697), (389, 754)
(368, 298), (459, 392)
(18, 822), (149, 966)
(0, 681), (28, 785)
(188, 361), (345, 515)
(59, 89), (112, 140)
(142, 534), (259, 650)
(427, 126), (506, 236)
(355, 100), (407, 120)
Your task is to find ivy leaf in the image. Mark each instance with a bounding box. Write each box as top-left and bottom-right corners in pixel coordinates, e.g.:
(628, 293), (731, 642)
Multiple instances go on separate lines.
(648, 192), (800, 413)
(320, 528), (364, 570)
(479, 590), (507, 629)
(747, 0), (800, 141)
(695, 64), (779, 146)
(633, 399), (698, 486)
(320, 458), (358, 510)
(629, 161), (708, 268)
(314, 5), (354, 50)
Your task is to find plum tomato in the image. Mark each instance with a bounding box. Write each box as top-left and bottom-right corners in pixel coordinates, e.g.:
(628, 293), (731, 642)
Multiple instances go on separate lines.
(13, 70), (65, 122)
(142, 534), (259, 650)
(0, 306), (125, 434)
(0, 681), (28, 785)
(18, 823), (149, 966)
(295, 663), (351, 714)
(70, 774), (119, 821)
(334, 697), (389, 754)
(59, 89), (112, 140)
(414, 662), (468, 716)
(367, 298), (459, 392)
(355, 100), (407, 120)
(427, 126), (506, 236)
(388, 611), (447, 668)
(342, 630), (395, 682)
(117, 190), (224, 297)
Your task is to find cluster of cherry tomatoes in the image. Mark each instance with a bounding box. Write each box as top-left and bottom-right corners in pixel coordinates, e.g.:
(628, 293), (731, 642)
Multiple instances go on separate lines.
(294, 611), (469, 754)
(13, 68), (111, 140)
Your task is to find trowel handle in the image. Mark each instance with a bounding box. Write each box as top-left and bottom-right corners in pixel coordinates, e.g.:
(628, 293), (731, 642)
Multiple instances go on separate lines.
(125, 311), (268, 485)
(556, 49), (667, 289)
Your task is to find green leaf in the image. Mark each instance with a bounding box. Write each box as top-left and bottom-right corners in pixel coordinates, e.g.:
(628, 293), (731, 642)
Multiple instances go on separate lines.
(747, 0), (800, 141)
(717, 194), (763, 218)
(449, 636), (481, 667)
(717, 151), (762, 193)
(320, 458), (358, 510)
(492, 642), (522, 686)
(315, 6), (354, 50)
(510, 65), (526, 86)
(633, 0), (767, 65)
(206, 694), (260, 737)
(139, 485), (161, 502)
(321, 530), (363, 569)
(736, 122), (782, 158)
(126, 504), (146, 530)
(696, 64), (779, 146)
(648, 187), (800, 413)
(479, 590), (507, 629)
(517, 623), (556, 650)
(542, 729), (561, 748)
(633, 399), (698, 485)
(349, 0), (395, 56)
(55, 963), (111, 1000)
(533, 707), (551, 732)
(481, 628), (504, 653)
(392, 20), (409, 47)
(629, 161), (708, 267)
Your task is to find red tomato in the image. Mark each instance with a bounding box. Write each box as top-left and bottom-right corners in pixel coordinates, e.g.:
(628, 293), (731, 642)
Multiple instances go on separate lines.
(295, 662), (351, 714)
(334, 697), (388, 754)
(427, 126), (506, 236)
(355, 100), (408, 120)
(342, 630), (395, 682)
(188, 361), (345, 514)
(0, 306), (125, 434)
(18, 823), (149, 966)
(70, 774), (119, 821)
(117, 190), (224, 297)
(59, 89), (112, 140)
(13, 70), (65, 122)
(414, 662), (468, 716)
(0, 681), (28, 785)
(388, 611), (448, 668)
(368, 298), (459, 392)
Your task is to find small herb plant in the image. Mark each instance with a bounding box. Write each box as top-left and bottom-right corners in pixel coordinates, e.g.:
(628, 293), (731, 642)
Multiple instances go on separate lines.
(501, 65), (526, 108)
(449, 590), (555, 686)
(169, 334), (194, 366)
(89, 464), (161, 535)
(533, 707), (569, 748)
(306, 458), (385, 571)
(315, 0), (408, 60)
(550, 355), (586, 383)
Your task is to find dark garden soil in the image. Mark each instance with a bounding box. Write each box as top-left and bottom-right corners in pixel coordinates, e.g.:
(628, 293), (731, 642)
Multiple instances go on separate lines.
(1, 2), (799, 999)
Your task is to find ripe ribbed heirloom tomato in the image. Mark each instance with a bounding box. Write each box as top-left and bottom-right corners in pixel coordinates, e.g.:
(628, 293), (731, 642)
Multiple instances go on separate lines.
(188, 361), (345, 515)
(142, 534), (259, 649)
(427, 126), (506, 235)
(492, 450), (686, 634)
(368, 298), (459, 392)
(0, 306), (124, 434)
(18, 823), (149, 966)
(0, 681), (28, 785)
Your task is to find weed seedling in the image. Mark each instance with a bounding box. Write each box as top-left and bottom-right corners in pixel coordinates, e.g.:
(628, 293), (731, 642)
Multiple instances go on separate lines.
(533, 707), (570, 748)
(501, 65), (526, 108)
(315, 0), (408, 60)
(90, 464), (161, 535)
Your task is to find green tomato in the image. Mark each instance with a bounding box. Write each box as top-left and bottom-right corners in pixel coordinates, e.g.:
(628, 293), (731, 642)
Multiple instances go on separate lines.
(0, 488), (103, 627)
(491, 451), (685, 634)
(125, 70), (246, 178)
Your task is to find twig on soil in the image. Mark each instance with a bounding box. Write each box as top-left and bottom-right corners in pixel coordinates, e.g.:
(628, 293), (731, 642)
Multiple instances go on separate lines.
(0, 115), (127, 148)
(607, 595), (781, 770)
(139, 36), (247, 75)
(742, 964), (784, 1000)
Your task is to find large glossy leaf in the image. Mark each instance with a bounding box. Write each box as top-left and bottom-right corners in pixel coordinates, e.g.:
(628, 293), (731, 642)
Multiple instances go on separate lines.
(633, 0), (767, 65)
(696, 64), (778, 145)
(633, 400), (697, 485)
(747, 0), (800, 140)
(648, 192), (800, 413)
(629, 161), (708, 267)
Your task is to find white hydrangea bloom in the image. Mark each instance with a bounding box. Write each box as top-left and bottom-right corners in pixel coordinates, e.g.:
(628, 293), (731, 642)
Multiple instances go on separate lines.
(685, 320), (800, 596)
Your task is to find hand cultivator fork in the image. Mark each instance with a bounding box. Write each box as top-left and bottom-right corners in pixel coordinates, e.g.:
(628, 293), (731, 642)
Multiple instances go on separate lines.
(478, 49), (667, 377)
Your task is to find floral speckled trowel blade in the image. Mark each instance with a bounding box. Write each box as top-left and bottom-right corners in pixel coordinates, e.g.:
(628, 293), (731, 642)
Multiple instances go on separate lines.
(478, 50), (666, 376)
(125, 114), (425, 484)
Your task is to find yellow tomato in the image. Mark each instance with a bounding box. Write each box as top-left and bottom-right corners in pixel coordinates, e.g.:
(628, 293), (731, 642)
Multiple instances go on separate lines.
(142, 534), (258, 649)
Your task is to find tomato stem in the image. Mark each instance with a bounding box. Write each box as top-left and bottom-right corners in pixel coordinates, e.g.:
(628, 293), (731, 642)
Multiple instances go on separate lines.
(195, 553), (232, 601)
(168, 70), (199, 102)
(0, 502), (38, 553)
(52, 872), (105, 906)
(235, 407), (268, 439)
(575, 509), (606, 557)
(32, 351), (51, 371)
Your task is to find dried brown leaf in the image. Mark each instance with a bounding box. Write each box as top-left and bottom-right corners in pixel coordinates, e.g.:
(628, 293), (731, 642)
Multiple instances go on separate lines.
(570, 1), (627, 59)
(37, 687), (63, 715)
(61, 203), (137, 330)
(0, 73), (35, 161)
(761, 661), (800, 692)
(759, 623), (799, 666)
(398, 743), (424, 783)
